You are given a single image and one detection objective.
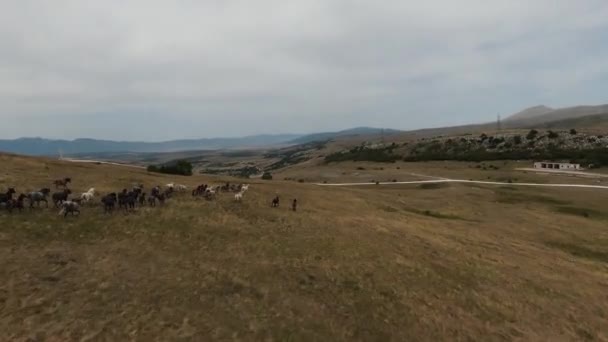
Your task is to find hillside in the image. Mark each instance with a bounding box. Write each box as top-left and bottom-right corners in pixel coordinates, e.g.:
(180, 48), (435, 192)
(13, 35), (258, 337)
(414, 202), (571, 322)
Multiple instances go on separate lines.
(288, 127), (401, 145)
(504, 104), (608, 127)
(505, 105), (554, 121)
(1, 154), (608, 340)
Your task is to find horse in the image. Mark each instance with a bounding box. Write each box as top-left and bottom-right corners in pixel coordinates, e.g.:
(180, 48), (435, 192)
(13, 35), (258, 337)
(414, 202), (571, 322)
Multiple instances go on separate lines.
(155, 193), (167, 206)
(204, 188), (216, 200)
(52, 189), (72, 207)
(11, 194), (27, 213)
(234, 191), (244, 202)
(138, 192), (147, 206)
(59, 201), (80, 218)
(101, 193), (117, 213)
(0, 188), (17, 212)
(271, 196), (280, 208)
(53, 177), (72, 189)
(80, 188), (96, 204)
(28, 188), (51, 208)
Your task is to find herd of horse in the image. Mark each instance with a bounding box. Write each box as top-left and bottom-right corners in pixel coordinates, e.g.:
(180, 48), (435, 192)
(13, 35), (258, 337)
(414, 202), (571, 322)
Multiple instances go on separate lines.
(0, 178), (257, 217)
(0, 176), (303, 217)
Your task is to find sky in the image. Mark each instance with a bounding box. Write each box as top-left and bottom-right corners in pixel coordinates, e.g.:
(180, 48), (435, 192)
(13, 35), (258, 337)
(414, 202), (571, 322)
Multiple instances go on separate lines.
(1, 0), (608, 141)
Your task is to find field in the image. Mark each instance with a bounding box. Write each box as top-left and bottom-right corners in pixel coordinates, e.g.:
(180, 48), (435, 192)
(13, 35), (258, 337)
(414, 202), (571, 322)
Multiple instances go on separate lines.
(1, 153), (608, 341)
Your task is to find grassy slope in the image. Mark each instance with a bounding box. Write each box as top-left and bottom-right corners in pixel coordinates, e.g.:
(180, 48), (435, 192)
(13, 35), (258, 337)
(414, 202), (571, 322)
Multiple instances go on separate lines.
(1, 153), (608, 341)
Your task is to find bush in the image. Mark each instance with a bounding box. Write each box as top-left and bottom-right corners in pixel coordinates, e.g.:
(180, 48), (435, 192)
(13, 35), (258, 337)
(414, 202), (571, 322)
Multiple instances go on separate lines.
(570, 128), (577, 135)
(548, 130), (559, 139)
(261, 172), (273, 180)
(526, 129), (539, 140)
(513, 135), (522, 145)
(147, 160), (193, 176)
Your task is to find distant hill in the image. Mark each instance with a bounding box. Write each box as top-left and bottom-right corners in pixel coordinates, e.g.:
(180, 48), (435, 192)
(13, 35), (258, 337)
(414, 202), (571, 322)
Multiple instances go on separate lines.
(0, 135), (301, 156)
(533, 112), (608, 130)
(504, 104), (608, 126)
(289, 127), (402, 144)
(505, 105), (554, 121)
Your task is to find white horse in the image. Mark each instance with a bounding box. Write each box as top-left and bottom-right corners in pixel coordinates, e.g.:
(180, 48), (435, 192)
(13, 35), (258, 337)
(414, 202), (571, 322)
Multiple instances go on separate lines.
(175, 184), (187, 192)
(205, 188), (216, 200)
(241, 184), (250, 192)
(80, 188), (96, 203)
(234, 191), (244, 202)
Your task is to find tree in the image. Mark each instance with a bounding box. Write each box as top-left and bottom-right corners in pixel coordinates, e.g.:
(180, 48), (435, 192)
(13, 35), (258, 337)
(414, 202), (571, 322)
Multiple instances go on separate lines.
(570, 128), (577, 135)
(262, 172), (273, 180)
(526, 129), (538, 140)
(147, 160), (193, 176)
(513, 135), (522, 145)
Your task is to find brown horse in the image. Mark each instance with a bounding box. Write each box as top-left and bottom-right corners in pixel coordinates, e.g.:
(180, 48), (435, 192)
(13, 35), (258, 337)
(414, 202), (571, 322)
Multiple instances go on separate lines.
(54, 177), (72, 189)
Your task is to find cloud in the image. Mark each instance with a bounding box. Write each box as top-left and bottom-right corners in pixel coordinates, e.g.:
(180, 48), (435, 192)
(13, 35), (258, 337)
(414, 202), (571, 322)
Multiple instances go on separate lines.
(1, 0), (607, 140)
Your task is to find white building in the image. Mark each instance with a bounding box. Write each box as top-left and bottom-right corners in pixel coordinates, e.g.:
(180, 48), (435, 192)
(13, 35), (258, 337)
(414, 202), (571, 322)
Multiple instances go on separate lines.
(533, 161), (581, 170)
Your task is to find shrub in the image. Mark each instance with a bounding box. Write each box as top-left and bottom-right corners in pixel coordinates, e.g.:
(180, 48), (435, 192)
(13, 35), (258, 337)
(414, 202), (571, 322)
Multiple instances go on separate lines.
(526, 129), (539, 140)
(513, 135), (522, 145)
(262, 172), (273, 180)
(547, 130), (559, 139)
(570, 128), (577, 135)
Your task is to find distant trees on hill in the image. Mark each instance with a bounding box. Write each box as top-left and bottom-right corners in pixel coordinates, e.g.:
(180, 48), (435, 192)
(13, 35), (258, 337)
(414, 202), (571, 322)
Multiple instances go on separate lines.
(147, 160), (193, 176)
(325, 145), (400, 163)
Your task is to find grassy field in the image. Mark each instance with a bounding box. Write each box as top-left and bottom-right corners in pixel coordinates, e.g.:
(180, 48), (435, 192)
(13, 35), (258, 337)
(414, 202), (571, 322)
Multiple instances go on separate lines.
(1, 153), (608, 341)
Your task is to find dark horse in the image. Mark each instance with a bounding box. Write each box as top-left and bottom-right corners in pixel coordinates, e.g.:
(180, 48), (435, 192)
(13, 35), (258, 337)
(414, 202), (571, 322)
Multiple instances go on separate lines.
(52, 189), (72, 207)
(54, 177), (72, 189)
(11, 194), (27, 213)
(0, 187), (16, 212)
(101, 193), (118, 213)
(271, 196), (280, 208)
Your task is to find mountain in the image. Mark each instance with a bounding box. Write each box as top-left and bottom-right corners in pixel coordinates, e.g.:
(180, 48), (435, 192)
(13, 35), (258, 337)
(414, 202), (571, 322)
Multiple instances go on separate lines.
(0, 134), (301, 156)
(505, 105), (554, 121)
(504, 104), (608, 126)
(289, 127), (402, 144)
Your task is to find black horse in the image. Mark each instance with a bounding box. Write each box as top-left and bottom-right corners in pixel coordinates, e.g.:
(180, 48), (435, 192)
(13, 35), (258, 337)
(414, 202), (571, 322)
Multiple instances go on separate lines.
(101, 193), (117, 213)
(11, 194), (27, 213)
(271, 196), (280, 208)
(52, 189), (72, 207)
(0, 188), (16, 212)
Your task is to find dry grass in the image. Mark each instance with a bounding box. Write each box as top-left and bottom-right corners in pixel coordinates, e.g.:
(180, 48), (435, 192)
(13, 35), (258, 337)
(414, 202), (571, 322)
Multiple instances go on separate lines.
(1, 153), (608, 341)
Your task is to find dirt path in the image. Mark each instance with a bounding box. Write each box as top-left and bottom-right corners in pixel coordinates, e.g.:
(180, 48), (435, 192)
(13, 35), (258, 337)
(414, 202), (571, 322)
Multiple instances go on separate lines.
(60, 158), (146, 169)
(316, 179), (608, 190)
(516, 168), (608, 178)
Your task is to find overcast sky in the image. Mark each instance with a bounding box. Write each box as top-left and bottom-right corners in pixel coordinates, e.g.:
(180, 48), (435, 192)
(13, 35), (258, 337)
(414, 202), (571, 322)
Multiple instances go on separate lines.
(1, 1), (608, 141)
